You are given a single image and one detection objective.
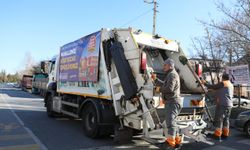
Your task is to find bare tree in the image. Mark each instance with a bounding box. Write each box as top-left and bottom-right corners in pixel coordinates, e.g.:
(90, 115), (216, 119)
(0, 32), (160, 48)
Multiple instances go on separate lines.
(192, 0), (250, 84)
(198, 0), (250, 64)
(0, 70), (7, 82)
(18, 52), (36, 76)
(191, 28), (225, 84)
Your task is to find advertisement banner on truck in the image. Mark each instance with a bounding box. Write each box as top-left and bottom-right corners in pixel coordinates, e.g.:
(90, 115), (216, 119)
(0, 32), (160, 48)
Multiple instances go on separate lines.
(59, 31), (101, 82)
(226, 65), (250, 85)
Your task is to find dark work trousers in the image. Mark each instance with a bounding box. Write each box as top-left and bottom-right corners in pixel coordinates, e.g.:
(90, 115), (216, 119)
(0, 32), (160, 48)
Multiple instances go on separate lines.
(214, 105), (232, 129)
(165, 103), (182, 138)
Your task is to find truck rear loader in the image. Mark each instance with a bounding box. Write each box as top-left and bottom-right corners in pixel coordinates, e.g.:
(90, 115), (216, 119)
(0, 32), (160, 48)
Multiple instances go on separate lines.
(44, 28), (213, 144)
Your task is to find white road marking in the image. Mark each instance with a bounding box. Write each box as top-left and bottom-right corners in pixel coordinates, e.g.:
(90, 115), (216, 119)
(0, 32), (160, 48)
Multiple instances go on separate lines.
(0, 93), (48, 150)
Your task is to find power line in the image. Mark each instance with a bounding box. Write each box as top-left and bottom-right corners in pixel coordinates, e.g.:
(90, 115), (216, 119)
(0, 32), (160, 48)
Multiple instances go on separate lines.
(120, 9), (152, 28)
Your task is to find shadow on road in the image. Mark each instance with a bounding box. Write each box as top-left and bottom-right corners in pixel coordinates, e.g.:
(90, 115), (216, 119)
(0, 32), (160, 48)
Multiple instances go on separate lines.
(15, 110), (115, 150)
(0, 88), (41, 99)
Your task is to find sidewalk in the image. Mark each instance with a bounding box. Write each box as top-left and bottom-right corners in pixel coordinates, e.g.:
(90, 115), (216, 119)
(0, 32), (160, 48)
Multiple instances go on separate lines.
(0, 94), (40, 150)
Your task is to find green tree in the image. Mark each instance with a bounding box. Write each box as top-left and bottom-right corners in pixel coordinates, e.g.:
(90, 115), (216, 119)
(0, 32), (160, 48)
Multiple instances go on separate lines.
(0, 70), (7, 82)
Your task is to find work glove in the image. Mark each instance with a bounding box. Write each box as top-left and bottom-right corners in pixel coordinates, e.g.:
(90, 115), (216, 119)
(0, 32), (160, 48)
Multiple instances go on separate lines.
(199, 77), (207, 84)
(201, 79), (207, 84)
(155, 86), (161, 93)
(151, 73), (157, 81)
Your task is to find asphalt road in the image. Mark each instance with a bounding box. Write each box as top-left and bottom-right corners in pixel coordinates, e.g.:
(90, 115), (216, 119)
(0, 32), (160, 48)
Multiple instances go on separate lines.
(0, 85), (250, 150)
(0, 86), (115, 150)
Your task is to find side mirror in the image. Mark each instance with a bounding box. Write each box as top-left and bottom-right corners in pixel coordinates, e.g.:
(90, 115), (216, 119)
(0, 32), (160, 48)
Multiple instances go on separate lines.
(41, 61), (45, 73)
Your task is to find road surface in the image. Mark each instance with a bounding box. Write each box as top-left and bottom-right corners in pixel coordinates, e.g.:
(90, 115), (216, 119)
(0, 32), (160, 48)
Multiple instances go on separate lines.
(0, 84), (250, 150)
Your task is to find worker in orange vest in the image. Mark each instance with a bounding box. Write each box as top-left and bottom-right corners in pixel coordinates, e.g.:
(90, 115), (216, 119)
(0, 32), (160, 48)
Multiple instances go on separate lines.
(203, 73), (234, 141)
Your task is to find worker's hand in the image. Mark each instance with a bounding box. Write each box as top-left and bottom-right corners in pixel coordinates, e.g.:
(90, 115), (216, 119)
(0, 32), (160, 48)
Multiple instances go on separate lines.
(155, 86), (161, 93)
(151, 73), (157, 81)
(199, 77), (207, 84)
(200, 79), (207, 84)
(162, 99), (166, 104)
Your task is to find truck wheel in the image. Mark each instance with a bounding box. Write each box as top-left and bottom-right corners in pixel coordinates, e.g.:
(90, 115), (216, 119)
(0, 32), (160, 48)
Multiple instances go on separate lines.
(245, 122), (250, 137)
(82, 103), (100, 138)
(46, 95), (55, 117)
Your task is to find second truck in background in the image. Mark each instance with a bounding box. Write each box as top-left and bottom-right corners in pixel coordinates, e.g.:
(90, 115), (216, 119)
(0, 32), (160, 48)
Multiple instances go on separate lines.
(32, 73), (49, 97)
(21, 75), (33, 92)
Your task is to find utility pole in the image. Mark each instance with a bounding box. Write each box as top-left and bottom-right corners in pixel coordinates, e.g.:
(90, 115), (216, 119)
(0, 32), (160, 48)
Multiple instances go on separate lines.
(153, 0), (157, 35)
(144, 0), (158, 35)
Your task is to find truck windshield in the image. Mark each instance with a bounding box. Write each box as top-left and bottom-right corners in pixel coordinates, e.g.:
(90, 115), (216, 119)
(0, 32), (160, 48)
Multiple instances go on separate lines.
(49, 62), (55, 73)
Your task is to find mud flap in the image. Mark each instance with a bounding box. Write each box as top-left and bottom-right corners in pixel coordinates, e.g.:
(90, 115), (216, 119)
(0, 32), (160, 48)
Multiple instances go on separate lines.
(110, 41), (138, 100)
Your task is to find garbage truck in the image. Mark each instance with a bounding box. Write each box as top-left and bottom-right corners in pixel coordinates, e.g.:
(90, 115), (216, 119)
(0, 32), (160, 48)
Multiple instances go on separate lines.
(32, 60), (50, 97)
(43, 28), (213, 144)
(21, 74), (33, 92)
(32, 73), (49, 97)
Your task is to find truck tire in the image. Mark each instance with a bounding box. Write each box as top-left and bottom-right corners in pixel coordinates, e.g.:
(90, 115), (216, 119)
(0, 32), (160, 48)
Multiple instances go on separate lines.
(46, 95), (55, 117)
(81, 103), (100, 138)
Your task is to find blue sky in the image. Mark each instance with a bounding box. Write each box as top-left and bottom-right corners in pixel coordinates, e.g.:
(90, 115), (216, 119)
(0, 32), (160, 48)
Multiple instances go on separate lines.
(0, 0), (232, 74)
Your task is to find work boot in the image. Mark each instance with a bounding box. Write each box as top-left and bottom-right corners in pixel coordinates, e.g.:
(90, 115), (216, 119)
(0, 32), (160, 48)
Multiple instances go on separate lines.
(175, 136), (182, 149)
(165, 137), (176, 148)
(222, 127), (229, 140)
(214, 128), (222, 142)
